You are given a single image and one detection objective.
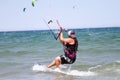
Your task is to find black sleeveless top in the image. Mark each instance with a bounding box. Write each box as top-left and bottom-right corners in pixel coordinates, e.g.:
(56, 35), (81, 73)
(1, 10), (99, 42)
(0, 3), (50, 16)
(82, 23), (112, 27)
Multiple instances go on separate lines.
(64, 38), (78, 62)
(65, 38), (78, 53)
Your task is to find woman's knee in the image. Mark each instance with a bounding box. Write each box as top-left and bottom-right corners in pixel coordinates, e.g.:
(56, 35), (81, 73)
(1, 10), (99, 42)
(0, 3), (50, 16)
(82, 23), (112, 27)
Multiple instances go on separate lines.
(55, 56), (61, 61)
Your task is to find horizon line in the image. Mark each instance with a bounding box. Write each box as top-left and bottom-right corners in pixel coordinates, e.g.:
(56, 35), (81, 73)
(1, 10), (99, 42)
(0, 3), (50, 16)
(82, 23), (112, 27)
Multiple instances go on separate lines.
(0, 26), (119, 32)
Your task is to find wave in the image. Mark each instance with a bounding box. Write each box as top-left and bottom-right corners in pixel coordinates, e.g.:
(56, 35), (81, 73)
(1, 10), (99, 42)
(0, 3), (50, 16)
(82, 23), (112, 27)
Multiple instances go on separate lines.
(32, 64), (96, 76)
(86, 61), (120, 76)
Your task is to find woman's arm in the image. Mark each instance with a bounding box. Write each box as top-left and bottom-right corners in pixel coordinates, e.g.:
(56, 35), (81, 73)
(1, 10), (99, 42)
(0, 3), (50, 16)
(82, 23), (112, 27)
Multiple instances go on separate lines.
(59, 32), (73, 46)
(59, 32), (65, 45)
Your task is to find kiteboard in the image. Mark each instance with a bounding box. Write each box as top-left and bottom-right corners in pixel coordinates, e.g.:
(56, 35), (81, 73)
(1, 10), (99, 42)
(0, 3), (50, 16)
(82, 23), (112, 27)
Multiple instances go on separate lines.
(32, 64), (96, 76)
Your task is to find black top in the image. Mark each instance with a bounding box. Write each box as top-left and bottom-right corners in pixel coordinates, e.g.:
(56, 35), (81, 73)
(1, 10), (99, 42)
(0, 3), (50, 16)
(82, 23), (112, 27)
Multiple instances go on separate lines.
(65, 38), (78, 53)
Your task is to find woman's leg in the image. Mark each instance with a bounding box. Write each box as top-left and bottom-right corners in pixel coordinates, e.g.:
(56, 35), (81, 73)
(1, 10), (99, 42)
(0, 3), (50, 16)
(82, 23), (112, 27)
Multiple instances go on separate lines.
(47, 56), (61, 68)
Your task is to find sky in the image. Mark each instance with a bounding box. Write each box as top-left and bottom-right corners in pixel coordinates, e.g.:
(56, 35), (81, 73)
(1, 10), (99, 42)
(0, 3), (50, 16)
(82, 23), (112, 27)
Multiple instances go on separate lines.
(0, 0), (120, 31)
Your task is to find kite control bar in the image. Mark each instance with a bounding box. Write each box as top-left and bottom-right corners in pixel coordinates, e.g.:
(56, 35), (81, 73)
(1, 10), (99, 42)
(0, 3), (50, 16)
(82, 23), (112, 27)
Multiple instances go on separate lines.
(43, 18), (57, 40)
(43, 19), (63, 40)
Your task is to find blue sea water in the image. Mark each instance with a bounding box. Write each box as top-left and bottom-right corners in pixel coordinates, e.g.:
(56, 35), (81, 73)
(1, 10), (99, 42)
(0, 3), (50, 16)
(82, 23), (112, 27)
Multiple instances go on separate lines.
(0, 27), (120, 80)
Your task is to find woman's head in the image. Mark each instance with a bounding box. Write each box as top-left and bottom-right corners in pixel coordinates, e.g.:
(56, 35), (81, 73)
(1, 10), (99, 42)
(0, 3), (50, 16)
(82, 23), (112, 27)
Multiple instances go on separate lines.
(68, 30), (76, 38)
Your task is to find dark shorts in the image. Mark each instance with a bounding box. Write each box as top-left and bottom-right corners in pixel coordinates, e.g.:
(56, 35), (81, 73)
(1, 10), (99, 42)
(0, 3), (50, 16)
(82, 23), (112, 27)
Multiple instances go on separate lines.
(60, 55), (76, 64)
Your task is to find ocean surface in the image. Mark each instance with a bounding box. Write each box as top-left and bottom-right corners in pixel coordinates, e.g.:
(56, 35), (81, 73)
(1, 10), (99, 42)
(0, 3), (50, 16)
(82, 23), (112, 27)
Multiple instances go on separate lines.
(0, 27), (120, 80)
